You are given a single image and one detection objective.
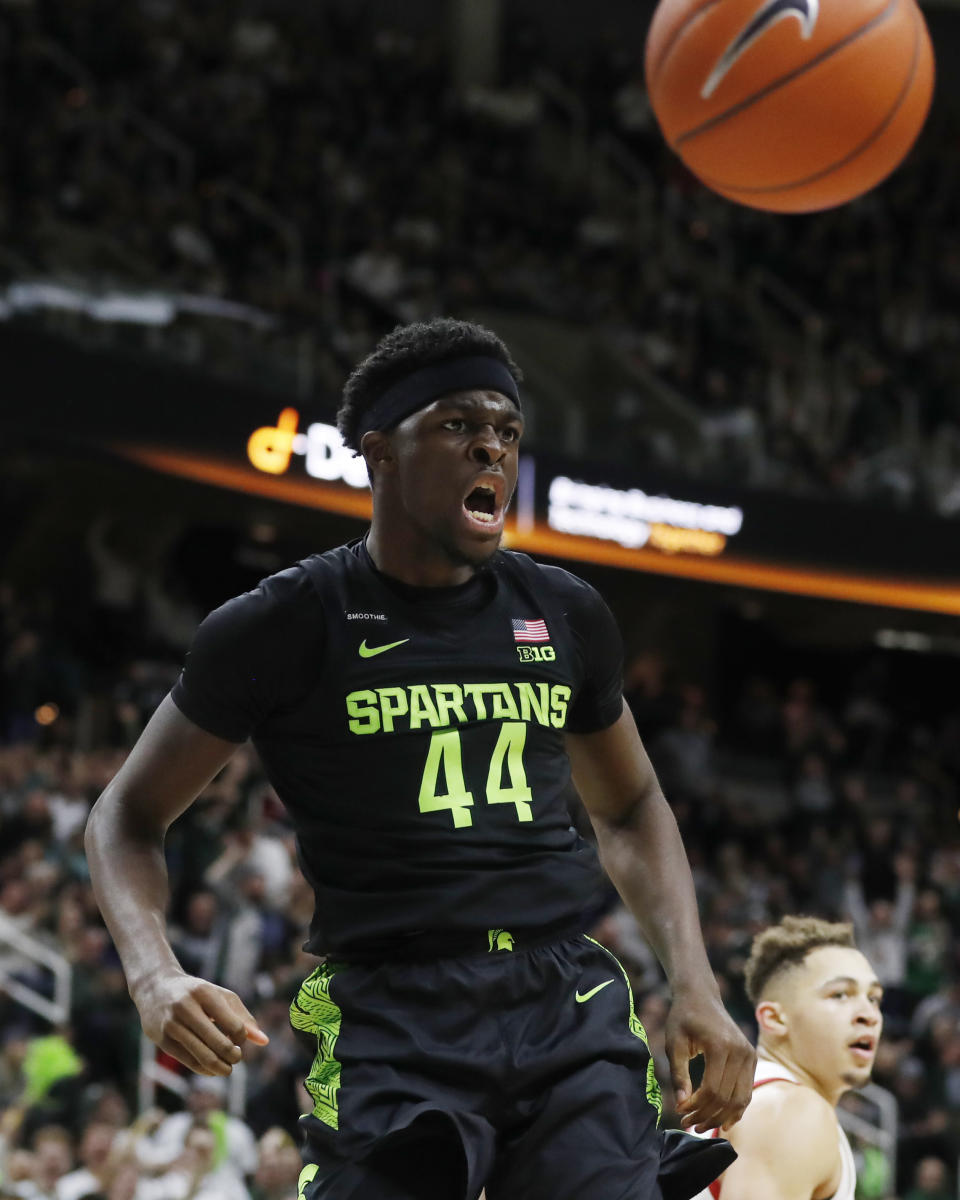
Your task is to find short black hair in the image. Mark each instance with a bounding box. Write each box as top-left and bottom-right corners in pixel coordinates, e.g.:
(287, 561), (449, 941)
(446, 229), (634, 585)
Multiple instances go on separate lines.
(336, 317), (523, 451)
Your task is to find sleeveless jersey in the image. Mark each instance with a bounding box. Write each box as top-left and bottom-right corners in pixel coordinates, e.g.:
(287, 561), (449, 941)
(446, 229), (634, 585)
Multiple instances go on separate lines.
(692, 1058), (857, 1200)
(171, 541), (623, 957)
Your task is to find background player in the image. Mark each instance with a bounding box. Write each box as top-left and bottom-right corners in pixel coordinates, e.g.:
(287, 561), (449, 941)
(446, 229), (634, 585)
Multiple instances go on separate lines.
(695, 915), (883, 1200)
(85, 317), (754, 1199)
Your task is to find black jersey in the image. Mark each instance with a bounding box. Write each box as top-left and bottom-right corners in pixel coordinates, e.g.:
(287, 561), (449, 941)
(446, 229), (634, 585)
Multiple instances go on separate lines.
(171, 540), (624, 957)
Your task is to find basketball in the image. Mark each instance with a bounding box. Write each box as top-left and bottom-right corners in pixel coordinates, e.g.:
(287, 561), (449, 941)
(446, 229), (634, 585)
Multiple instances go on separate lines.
(645, 0), (935, 213)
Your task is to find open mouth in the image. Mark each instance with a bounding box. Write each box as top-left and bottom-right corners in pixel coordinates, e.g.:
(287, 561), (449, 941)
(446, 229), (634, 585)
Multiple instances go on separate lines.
(463, 482), (502, 528)
(849, 1037), (875, 1060)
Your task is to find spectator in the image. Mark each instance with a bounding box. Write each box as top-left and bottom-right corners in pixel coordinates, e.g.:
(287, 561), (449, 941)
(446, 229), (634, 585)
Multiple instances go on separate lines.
(248, 1129), (300, 1200)
(18, 1127), (74, 1200)
(137, 1077), (257, 1194)
(912, 975), (960, 1049)
(904, 1156), (954, 1200)
(203, 810), (293, 914)
(844, 855), (916, 1028)
(893, 1056), (953, 1193)
(792, 751), (836, 818)
(649, 683), (717, 801)
(55, 1121), (116, 1200)
(908, 888), (953, 1002)
(168, 890), (226, 983)
(138, 1125), (245, 1200)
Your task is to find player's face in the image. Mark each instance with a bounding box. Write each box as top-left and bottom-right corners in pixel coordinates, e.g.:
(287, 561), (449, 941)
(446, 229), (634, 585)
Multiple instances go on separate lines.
(389, 390), (523, 568)
(780, 946), (883, 1094)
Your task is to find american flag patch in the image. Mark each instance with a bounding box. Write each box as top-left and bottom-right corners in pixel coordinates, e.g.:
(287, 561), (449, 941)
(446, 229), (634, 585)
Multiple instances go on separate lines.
(512, 618), (549, 643)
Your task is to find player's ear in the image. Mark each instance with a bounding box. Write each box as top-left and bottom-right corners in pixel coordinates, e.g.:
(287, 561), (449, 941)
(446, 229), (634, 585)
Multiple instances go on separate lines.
(756, 999), (787, 1038)
(361, 430), (395, 476)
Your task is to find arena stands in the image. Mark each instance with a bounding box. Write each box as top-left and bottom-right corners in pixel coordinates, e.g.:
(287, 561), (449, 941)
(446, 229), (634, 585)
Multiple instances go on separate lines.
(1, 539), (960, 1195)
(4, 0), (960, 509)
(2, 3), (960, 1199)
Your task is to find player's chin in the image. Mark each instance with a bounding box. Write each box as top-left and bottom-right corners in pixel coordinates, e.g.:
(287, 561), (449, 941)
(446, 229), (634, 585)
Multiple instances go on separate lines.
(447, 525), (503, 567)
(459, 534), (503, 567)
(841, 1066), (875, 1089)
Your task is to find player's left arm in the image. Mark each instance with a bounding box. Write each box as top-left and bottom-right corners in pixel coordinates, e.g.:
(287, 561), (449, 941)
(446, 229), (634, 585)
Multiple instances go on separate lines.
(718, 1084), (841, 1200)
(566, 704), (756, 1133)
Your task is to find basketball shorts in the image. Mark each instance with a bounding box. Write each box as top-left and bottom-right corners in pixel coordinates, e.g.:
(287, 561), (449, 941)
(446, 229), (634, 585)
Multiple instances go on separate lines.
(290, 930), (682, 1200)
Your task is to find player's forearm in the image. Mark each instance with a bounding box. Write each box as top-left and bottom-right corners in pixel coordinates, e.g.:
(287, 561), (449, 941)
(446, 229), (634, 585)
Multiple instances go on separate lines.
(592, 786), (717, 994)
(84, 788), (183, 995)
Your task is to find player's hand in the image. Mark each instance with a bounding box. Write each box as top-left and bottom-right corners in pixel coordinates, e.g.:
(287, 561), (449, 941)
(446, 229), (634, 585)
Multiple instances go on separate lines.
(666, 986), (756, 1134)
(131, 969), (269, 1076)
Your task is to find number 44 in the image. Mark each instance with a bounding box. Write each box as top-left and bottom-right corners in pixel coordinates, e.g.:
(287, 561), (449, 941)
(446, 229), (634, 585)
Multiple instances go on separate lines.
(418, 722), (532, 828)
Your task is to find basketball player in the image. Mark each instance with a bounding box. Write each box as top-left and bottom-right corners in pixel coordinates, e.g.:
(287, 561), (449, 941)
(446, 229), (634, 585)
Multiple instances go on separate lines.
(694, 916), (883, 1200)
(85, 317), (754, 1200)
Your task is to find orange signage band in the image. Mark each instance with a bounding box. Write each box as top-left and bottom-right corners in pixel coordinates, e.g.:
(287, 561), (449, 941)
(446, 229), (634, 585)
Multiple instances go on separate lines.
(110, 442), (960, 617)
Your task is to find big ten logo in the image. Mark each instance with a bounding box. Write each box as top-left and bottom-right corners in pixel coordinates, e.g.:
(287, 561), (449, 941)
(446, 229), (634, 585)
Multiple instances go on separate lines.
(247, 412), (369, 488)
(517, 645), (555, 663)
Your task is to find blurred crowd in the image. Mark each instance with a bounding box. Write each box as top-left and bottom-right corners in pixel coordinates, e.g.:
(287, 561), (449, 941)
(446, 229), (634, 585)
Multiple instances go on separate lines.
(3, 0), (960, 511)
(0, 1069), (305, 1200)
(605, 650), (960, 1199)
(3, 1), (960, 1195)
(3, 521), (960, 1200)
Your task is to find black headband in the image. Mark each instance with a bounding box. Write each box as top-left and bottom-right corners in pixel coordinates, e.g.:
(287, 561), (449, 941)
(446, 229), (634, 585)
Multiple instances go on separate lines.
(357, 355), (521, 439)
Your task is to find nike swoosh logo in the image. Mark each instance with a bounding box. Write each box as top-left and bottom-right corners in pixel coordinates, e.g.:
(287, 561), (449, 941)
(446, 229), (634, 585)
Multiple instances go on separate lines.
(358, 638), (410, 658)
(575, 979), (614, 1003)
(702, 0), (819, 99)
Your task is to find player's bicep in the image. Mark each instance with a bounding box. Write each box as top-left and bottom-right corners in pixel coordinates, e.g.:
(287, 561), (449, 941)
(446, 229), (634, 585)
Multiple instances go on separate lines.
(718, 1152), (807, 1200)
(546, 566), (623, 734)
(565, 703), (660, 825)
(95, 694), (241, 835)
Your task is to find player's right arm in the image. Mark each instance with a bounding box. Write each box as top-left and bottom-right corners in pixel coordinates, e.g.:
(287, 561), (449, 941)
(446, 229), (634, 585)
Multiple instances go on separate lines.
(717, 1083), (841, 1200)
(85, 695), (268, 1076)
(86, 570), (319, 1073)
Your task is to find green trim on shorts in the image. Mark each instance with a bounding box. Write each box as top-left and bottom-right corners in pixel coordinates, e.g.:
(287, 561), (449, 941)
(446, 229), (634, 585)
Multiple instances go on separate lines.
(297, 1163), (319, 1200)
(584, 934), (663, 1124)
(290, 962), (344, 1130)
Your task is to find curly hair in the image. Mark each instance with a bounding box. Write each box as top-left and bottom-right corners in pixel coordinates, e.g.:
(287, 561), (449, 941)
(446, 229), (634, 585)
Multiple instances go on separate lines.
(336, 317), (523, 451)
(744, 915), (856, 1004)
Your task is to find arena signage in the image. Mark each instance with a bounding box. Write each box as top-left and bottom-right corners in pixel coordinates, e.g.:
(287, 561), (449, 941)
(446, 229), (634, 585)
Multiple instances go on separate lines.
(247, 410), (369, 489)
(246, 412), (742, 558)
(4, 323), (957, 614)
(546, 475), (743, 557)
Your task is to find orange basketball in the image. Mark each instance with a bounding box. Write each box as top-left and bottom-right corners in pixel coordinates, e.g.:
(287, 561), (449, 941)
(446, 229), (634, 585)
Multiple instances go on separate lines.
(644, 0), (935, 212)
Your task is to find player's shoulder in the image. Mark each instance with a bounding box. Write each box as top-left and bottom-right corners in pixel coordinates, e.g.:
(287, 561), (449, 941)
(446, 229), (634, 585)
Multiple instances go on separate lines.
(194, 557), (330, 657)
(721, 1082), (840, 1200)
(176, 558), (328, 735)
(213, 560), (319, 626)
(300, 541), (361, 577)
(496, 550), (603, 606)
(735, 1079), (838, 1153)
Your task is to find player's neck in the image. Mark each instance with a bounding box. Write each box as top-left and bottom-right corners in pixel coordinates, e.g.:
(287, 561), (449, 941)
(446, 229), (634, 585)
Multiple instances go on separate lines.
(366, 526), (478, 588)
(757, 1046), (843, 1108)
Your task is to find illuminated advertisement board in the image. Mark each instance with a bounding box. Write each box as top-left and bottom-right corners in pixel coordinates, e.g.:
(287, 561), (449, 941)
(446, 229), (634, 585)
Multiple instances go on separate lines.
(244, 407), (741, 547)
(230, 408), (958, 615)
(2, 325), (957, 615)
(241, 409), (745, 559)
